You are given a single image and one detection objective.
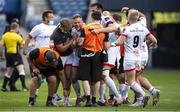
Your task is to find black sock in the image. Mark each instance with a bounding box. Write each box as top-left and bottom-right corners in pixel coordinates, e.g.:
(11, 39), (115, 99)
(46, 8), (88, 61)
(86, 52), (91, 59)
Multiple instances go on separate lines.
(110, 94), (114, 100)
(2, 76), (10, 89)
(92, 97), (96, 104)
(86, 95), (91, 102)
(29, 97), (34, 103)
(19, 75), (26, 88)
(13, 72), (20, 83)
(9, 76), (16, 89)
(47, 96), (53, 102)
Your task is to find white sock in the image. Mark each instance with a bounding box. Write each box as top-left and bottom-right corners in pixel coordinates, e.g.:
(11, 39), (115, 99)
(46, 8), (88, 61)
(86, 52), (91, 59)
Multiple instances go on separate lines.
(108, 87), (113, 97)
(136, 96), (144, 103)
(149, 87), (157, 95)
(120, 83), (130, 99)
(131, 82), (146, 97)
(99, 83), (106, 103)
(105, 76), (121, 99)
(119, 84), (123, 93)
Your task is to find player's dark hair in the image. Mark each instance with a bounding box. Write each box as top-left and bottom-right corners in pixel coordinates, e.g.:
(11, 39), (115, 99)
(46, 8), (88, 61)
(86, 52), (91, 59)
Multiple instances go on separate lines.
(11, 18), (20, 25)
(72, 14), (82, 19)
(42, 10), (53, 21)
(60, 18), (72, 32)
(10, 22), (19, 30)
(91, 11), (101, 21)
(112, 13), (121, 23)
(90, 3), (103, 11)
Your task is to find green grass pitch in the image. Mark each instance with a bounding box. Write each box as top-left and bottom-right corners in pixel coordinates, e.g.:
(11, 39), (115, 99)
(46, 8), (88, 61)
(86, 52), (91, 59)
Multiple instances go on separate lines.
(0, 69), (180, 111)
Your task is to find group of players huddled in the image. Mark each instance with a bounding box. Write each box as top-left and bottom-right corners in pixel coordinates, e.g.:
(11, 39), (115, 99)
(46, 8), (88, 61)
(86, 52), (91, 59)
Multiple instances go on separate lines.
(0, 2), (160, 107)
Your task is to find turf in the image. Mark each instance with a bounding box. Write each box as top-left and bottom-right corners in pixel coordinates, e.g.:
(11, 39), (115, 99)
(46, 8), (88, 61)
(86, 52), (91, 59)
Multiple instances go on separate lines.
(0, 69), (180, 111)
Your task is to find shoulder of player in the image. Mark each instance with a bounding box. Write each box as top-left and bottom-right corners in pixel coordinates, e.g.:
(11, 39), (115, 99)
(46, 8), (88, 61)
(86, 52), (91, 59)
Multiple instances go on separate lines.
(32, 23), (49, 29)
(3, 32), (20, 37)
(34, 23), (44, 28)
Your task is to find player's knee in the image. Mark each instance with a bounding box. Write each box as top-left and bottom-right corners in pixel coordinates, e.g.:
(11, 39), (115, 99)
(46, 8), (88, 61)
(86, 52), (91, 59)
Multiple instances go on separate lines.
(102, 68), (110, 78)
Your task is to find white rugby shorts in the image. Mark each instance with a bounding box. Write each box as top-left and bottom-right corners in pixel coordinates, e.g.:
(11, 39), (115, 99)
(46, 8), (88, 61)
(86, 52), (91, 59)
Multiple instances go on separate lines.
(104, 46), (120, 68)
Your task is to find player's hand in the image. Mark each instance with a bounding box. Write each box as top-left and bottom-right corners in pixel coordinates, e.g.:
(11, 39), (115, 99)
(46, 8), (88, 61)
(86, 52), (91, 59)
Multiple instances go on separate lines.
(23, 48), (28, 55)
(121, 7), (129, 13)
(72, 33), (78, 39)
(32, 68), (40, 75)
(71, 40), (77, 48)
(110, 42), (117, 47)
(149, 43), (158, 49)
(91, 29), (100, 35)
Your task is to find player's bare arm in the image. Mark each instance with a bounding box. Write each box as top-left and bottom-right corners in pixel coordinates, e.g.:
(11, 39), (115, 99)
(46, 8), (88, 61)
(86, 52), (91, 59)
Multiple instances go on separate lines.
(55, 39), (73, 52)
(23, 35), (31, 55)
(115, 35), (126, 46)
(147, 34), (158, 48)
(26, 54), (40, 74)
(92, 24), (119, 34)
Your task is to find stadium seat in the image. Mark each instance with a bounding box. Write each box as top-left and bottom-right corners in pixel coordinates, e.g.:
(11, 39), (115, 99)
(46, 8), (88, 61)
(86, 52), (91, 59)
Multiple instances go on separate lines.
(27, 19), (41, 30)
(48, 0), (89, 20)
(27, 0), (89, 29)
(0, 20), (8, 38)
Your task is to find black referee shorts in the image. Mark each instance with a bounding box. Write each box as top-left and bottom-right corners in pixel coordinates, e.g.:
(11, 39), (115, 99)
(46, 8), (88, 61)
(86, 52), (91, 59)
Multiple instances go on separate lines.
(77, 52), (103, 82)
(6, 53), (23, 67)
(39, 68), (57, 77)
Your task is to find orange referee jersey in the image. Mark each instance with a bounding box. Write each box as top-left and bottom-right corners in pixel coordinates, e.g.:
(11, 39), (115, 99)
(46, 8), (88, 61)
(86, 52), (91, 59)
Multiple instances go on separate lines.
(83, 23), (105, 53)
(33, 48), (60, 66)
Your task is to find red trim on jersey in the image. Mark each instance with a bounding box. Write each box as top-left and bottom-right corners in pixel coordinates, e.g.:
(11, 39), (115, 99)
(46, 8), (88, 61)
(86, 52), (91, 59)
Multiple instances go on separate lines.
(65, 64), (72, 67)
(120, 43), (125, 57)
(146, 32), (151, 37)
(124, 68), (136, 72)
(120, 34), (127, 38)
(72, 65), (78, 67)
(103, 63), (115, 68)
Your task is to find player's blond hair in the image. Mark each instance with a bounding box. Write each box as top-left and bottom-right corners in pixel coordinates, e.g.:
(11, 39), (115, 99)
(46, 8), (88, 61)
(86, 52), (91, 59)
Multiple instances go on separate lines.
(102, 11), (111, 16)
(128, 9), (139, 22)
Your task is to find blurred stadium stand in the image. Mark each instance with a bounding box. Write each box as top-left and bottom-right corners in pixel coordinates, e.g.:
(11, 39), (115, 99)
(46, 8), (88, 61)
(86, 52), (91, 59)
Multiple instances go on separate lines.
(0, 19), (7, 37)
(26, 0), (50, 30)
(98, 0), (180, 12)
(48, 0), (89, 21)
(26, 0), (89, 30)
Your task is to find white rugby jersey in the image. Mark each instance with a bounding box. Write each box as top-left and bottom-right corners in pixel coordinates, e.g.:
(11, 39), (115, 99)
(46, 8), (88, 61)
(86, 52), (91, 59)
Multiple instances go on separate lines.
(29, 23), (56, 48)
(71, 27), (81, 37)
(122, 22), (151, 60)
